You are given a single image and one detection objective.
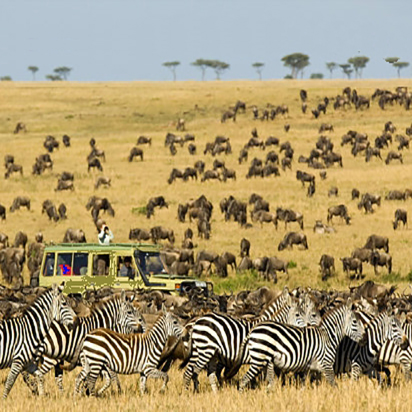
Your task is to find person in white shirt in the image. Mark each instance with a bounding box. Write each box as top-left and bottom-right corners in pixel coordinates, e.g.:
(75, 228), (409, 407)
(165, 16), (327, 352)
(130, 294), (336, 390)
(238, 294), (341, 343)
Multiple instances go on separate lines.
(98, 225), (114, 245)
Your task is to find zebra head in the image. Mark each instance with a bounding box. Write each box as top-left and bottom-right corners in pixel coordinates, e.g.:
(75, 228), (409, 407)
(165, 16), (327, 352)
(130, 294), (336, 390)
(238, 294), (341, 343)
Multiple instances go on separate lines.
(385, 314), (409, 350)
(50, 284), (76, 330)
(282, 294), (306, 327)
(117, 290), (147, 334)
(162, 307), (184, 339)
(300, 295), (322, 326)
(343, 299), (365, 343)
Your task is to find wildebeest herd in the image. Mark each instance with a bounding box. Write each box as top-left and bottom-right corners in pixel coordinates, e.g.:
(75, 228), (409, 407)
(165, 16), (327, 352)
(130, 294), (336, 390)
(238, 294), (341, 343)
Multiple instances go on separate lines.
(1, 82), (412, 398)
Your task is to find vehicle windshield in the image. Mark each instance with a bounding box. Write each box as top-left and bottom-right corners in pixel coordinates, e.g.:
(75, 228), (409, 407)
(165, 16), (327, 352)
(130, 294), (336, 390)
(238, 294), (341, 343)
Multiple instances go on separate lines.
(134, 251), (168, 276)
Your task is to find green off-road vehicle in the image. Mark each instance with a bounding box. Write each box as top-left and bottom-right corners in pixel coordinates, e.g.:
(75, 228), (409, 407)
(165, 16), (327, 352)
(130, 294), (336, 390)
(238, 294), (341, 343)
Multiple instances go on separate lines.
(34, 243), (212, 297)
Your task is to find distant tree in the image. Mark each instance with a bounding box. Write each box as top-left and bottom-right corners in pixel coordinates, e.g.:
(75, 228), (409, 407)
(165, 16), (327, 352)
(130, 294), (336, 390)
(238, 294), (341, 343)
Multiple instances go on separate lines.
(393, 62), (410, 78)
(0, 76), (12, 81)
(208, 60), (230, 80)
(284, 74), (293, 80)
(310, 73), (324, 79)
(53, 66), (72, 80)
(385, 57), (399, 64)
(45, 74), (62, 81)
(28, 66), (39, 81)
(162, 61), (180, 81)
(339, 64), (353, 79)
(191, 59), (210, 81)
(281, 53), (310, 79)
(347, 56), (369, 78)
(252, 62), (265, 80)
(325, 62), (338, 78)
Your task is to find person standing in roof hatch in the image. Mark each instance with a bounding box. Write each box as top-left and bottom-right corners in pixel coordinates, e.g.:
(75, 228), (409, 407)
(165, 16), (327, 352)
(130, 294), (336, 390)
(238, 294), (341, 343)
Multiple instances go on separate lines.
(98, 224), (114, 245)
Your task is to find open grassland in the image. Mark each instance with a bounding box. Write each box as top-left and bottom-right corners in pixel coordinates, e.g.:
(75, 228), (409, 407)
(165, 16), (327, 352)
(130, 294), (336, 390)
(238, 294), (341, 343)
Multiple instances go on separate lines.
(1, 80), (412, 291)
(2, 80), (412, 410)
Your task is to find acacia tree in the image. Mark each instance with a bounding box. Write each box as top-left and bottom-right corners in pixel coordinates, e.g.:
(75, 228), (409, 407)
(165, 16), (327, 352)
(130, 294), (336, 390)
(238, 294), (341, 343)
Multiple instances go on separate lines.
(45, 74), (62, 81)
(191, 59), (210, 81)
(54, 66), (72, 80)
(347, 56), (369, 78)
(325, 62), (337, 78)
(162, 61), (180, 81)
(28, 66), (39, 81)
(393, 62), (410, 78)
(209, 60), (230, 80)
(281, 53), (310, 79)
(252, 62), (265, 80)
(340, 63), (353, 79)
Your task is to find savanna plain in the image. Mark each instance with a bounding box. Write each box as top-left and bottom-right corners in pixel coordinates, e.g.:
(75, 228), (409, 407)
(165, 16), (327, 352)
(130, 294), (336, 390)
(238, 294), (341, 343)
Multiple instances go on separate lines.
(1, 79), (412, 411)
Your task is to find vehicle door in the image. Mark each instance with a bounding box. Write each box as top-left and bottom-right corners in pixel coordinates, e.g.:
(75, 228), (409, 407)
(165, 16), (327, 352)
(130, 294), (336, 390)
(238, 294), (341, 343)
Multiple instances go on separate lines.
(114, 254), (143, 290)
(84, 252), (114, 289)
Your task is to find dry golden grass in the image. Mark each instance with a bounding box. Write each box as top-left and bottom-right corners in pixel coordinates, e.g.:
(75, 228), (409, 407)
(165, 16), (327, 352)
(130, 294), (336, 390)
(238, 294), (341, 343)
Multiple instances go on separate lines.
(1, 79), (412, 409)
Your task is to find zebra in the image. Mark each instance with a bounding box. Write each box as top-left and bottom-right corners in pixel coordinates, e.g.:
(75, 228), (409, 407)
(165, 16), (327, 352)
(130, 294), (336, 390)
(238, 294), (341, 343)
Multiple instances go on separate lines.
(237, 299), (364, 391)
(0, 284), (76, 399)
(72, 308), (184, 396)
(334, 312), (408, 383)
(183, 289), (320, 392)
(23, 291), (145, 396)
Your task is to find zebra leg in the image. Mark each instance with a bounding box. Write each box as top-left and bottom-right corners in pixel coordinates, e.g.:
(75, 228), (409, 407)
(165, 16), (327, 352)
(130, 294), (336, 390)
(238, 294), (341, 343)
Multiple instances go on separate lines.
(145, 368), (169, 393)
(97, 369), (120, 396)
(266, 362), (275, 391)
(401, 362), (411, 382)
(239, 364), (263, 393)
(139, 375), (147, 395)
(322, 365), (337, 387)
(207, 357), (220, 393)
(184, 348), (214, 392)
(54, 364), (64, 392)
(3, 360), (24, 399)
(21, 370), (39, 396)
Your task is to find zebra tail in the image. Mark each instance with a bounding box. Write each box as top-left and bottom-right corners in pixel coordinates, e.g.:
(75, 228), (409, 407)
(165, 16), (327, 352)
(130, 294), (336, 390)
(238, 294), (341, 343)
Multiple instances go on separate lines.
(178, 334), (193, 370)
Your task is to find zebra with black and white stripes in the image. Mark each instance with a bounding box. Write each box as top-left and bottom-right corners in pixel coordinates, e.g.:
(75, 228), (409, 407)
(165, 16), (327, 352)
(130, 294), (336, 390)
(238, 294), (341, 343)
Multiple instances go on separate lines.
(72, 308), (184, 396)
(334, 311), (408, 382)
(23, 290), (145, 396)
(238, 299), (364, 391)
(0, 284), (75, 399)
(183, 289), (320, 392)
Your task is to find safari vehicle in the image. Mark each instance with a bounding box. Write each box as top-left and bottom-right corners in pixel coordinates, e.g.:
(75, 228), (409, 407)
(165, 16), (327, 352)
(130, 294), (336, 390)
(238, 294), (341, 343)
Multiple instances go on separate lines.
(35, 243), (212, 297)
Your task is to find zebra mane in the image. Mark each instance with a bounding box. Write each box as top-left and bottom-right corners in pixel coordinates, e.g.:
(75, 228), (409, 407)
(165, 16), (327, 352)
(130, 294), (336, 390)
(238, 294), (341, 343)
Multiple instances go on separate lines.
(319, 302), (350, 326)
(19, 288), (54, 318)
(82, 294), (125, 318)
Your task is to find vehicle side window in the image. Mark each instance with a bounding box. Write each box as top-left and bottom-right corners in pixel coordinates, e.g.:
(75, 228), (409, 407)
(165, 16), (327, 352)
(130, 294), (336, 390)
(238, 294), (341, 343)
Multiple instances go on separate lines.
(73, 253), (88, 276)
(56, 253), (73, 276)
(93, 254), (110, 276)
(43, 253), (55, 276)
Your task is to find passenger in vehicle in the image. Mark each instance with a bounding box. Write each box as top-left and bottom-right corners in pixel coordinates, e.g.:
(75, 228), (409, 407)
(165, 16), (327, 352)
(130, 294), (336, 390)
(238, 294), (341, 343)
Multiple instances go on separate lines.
(119, 257), (135, 279)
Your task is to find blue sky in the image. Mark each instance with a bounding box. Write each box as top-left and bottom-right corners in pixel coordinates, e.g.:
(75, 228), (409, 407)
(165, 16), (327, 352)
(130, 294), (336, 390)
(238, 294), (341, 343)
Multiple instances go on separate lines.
(0, 0), (410, 81)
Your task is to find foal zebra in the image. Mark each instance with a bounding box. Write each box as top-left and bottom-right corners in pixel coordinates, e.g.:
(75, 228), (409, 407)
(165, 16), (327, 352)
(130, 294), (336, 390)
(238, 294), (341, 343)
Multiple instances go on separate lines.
(24, 291), (145, 396)
(183, 290), (320, 392)
(238, 300), (364, 391)
(73, 309), (184, 396)
(0, 284), (75, 399)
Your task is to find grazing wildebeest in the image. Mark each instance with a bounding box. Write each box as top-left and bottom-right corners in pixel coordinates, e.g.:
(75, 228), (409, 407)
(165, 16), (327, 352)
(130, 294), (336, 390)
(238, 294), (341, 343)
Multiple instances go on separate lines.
(14, 231), (28, 249)
(221, 252), (236, 271)
(393, 209), (407, 230)
(275, 208), (304, 230)
(278, 232), (308, 251)
(238, 148), (248, 164)
(328, 187), (338, 197)
(188, 143), (196, 155)
(55, 180), (74, 191)
(197, 219), (211, 240)
(221, 110), (236, 123)
(307, 182), (316, 197)
(327, 204), (350, 225)
(177, 204), (189, 222)
(385, 151), (403, 165)
(240, 238), (250, 258)
(4, 164), (23, 179)
(364, 234), (389, 253)
(183, 167), (198, 181)
(129, 228), (151, 242)
(150, 226), (175, 244)
(4, 155), (14, 169)
(62, 134), (71, 147)
(370, 251), (392, 275)
(10, 196), (31, 212)
(221, 168), (236, 182)
(265, 256), (288, 283)
(58, 203), (67, 220)
(351, 248), (372, 263)
(351, 188), (360, 200)
(44, 135), (59, 152)
(63, 228), (86, 243)
(296, 170), (315, 186)
(385, 190), (406, 201)
(44, 203), (59, 222)
(128, 147), (144, 162)
(201, 170), (221, 182)
(251, 210), (277, 226)
(13, 122), (27, 134)
(319, 254), (335, 281)
(137, 136), (152, 146)
(341, 257), (363, 279)
(88, 157), (103, 172)
(167, 168), (184, 184)
(0, 204), (6, 220)
(194, 160), (205, 174)
(319, 123), (334, 133)
(95, 176), (111, 189)
(59, 171), (74, 181)
(88, 147), (106, 162)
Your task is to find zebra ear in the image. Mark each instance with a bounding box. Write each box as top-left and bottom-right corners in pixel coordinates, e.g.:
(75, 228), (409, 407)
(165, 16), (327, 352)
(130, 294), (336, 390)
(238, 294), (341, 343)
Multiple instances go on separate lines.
(346, 298), (353, 309)
(282, 286), (289, 299)
(161, 303), (167, 314)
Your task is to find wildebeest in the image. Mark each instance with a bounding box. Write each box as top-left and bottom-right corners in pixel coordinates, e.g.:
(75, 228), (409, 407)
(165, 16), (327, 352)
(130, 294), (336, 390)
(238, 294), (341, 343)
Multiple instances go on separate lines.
(351, 248), (372, 263)
(44, 202), (59, 222)
(13, 122), (27, 134)
(129, 228), (151, 242)
(4, 164), (23, 179)
(44, 135), (59, 152)
(265, 256), (288, 283)
(0, 205), (6, 220)
(385, 151), (403, 165)
(393, 209), (407, 230)
(197, 219), (211, 240)
(319, 123), (334, 133)
(4, 155), (14, 169)
(128, 147), (144, 162)
(313, 220), (335, 234)
(183, 167), (198, 181)
(146, 196), (168, 218)
(319, 254), (335, 281)
(58, 203), (67, 220)
(385, 190), (406, 201)
(327, 204), (350, 225)
(351, 188), (360, 200)
(188, 143), (196, 155)
(10, 196), (31, 213)
(341, 257), (363, 279)
(88, 157), (103, 172)
(364, 234), (389, 253)
(275, 208), (304, 230)
(63, 228), (87, 243)
(168, 168), (184, 184)
(370, 251), (392, 275)
(221, 110), (236, 123)
(55, 180), (74, 192)
(201, 170), (221, 182)
(95, 176), (111, 189)
(14, 231), (28, 249)
(278, 232), (308, 251)
(328, 187), (339, 197)
(296, 170), (315, 186)
(62, 135), (71, 147)
(240, 238), (250, 258)
(150, 226), (175, 244)
(137, 136), (152, 146)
